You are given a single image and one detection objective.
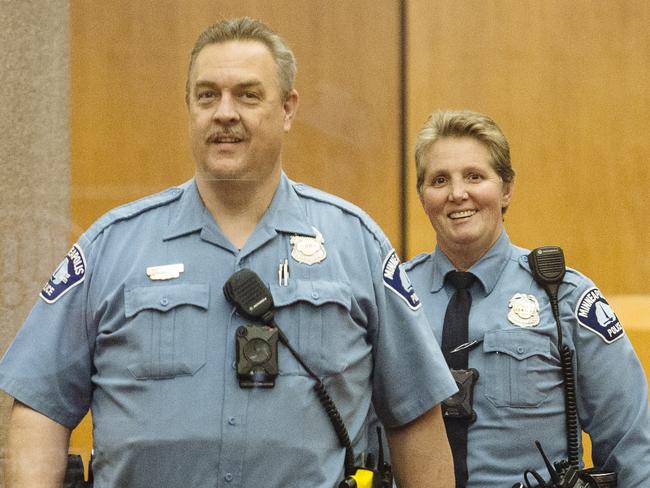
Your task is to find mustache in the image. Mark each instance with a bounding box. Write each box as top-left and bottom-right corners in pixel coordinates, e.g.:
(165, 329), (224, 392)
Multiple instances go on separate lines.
(206, 128), (246, 143)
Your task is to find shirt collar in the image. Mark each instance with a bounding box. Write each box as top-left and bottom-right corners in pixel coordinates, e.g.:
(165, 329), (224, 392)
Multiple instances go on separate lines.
(163, 173), (315, 242)
(430, 230), (512, 295)
(163, 179), (206, 240)
(260, 172), (316, 237)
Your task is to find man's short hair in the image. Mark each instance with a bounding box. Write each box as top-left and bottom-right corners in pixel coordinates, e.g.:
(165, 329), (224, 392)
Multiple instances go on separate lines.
(186, 17), (297, 100)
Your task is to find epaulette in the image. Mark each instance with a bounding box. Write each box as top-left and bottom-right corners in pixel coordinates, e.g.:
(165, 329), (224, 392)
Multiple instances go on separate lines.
(402, 252), (430, 272)
(292, 181), (388, 245)
(80, 184), (185, 245)
(561, 267), (587, 289)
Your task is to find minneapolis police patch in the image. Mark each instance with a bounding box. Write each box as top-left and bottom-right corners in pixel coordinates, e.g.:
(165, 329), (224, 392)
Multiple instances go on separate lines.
(382, 250), (421, 311)
(40, 244), (87, 304)
(575, 287), (624, 343)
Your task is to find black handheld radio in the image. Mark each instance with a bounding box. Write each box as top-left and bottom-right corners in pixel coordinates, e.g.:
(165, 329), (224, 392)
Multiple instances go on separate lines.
(224, 269), (281, 388)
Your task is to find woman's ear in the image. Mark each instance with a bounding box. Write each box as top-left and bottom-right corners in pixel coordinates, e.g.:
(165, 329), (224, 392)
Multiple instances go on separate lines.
(502, 179), (514, 208)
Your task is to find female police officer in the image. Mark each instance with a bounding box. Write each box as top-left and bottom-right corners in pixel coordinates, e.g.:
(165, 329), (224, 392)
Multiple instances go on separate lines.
(405, 109), (650, 487)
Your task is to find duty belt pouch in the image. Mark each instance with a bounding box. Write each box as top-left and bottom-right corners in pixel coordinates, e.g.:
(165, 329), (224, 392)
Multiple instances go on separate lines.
(441, 368), (479, 422)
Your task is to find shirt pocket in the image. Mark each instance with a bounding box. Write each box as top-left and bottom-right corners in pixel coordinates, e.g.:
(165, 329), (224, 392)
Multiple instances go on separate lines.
(482, 329), (558, 408)
(270, 280), (363, 377)
(124, 283), (210, 380)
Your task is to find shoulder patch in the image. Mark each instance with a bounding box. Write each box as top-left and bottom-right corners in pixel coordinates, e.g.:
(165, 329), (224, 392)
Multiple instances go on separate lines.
(383, 249), (421, 311)
(40, 244), (86, 304)
(575, 287), (624, 343)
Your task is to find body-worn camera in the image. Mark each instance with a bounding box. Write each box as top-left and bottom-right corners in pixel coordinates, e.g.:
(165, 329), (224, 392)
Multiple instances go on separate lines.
(442, 368), (479, 422)
(236, 324), (279, 388)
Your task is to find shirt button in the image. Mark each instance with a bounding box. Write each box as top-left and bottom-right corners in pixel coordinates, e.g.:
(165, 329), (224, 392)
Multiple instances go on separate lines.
(224, 473), (233, 482)
(517, 346), (525, 354)
(160, 297), (169, 306)
(311, 291), (319, 300)
(228, 416), (236, 425)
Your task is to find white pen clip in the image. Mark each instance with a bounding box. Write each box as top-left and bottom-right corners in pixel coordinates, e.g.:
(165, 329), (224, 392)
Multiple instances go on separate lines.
(450, 339), (482, 354)
(146, 263), (184, 281)
(278, 259), (289, 286)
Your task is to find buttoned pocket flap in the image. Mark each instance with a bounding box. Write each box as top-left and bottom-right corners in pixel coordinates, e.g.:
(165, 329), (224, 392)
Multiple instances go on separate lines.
(483, 329), (552, 360)
(270, 280), (352, 310)
(124, 283), (210, 318)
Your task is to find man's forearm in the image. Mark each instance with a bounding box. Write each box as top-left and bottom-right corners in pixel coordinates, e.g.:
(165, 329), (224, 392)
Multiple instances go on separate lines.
(5, 400), (71, 488)
(387, 404), (454, 487)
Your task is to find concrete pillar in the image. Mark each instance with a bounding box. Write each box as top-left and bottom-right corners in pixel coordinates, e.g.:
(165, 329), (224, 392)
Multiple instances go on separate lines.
(0, 1), (70, 483)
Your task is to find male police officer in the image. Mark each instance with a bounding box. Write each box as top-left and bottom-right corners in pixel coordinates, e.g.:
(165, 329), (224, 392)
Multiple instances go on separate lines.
(0, 18), (457, 488)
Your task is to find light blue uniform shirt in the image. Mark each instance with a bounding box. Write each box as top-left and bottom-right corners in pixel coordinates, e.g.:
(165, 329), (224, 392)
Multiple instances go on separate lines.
(405, 231), (650, 487)
(0, 173), (457, 488)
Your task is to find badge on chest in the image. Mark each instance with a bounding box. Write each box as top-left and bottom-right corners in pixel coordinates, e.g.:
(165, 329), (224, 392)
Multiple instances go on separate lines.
(507, 293), (540, 327)
(290, 227), (326, 265)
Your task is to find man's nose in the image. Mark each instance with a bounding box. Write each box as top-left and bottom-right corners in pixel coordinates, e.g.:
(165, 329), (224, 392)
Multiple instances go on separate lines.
(212, 94), (239, 123)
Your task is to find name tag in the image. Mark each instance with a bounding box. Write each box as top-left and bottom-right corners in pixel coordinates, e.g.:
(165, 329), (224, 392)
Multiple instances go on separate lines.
(146, 263), (184, 281)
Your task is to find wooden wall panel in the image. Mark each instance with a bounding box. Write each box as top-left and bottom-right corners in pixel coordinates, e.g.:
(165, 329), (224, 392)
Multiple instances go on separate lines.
(406, 0), (650, 295)
(70, 0), (402, 244)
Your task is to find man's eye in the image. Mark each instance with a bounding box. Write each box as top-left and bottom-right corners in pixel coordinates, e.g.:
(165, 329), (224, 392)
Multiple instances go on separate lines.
(197, 91), (215, 100)
(242, 91), (260, 100)
(467, 173), (483, 182)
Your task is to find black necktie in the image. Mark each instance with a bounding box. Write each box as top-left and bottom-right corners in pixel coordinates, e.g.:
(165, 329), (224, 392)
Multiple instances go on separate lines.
(441, 270), (476, 488)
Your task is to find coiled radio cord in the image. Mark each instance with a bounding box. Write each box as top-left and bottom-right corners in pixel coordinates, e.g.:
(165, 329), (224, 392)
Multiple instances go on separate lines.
(549, 296), (580, 467)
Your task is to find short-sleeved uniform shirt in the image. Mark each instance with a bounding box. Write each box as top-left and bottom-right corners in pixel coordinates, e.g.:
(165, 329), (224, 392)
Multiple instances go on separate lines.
(405, 231), (650, 487)
(0, 174), (457, 488)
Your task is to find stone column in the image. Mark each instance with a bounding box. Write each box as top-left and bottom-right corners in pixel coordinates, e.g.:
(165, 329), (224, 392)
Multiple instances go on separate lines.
(0, 1), (70, 484)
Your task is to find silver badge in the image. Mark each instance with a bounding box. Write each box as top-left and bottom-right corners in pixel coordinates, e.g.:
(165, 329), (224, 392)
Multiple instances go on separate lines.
(508, 293), (540, 327)
(290, 227), (326, 265)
